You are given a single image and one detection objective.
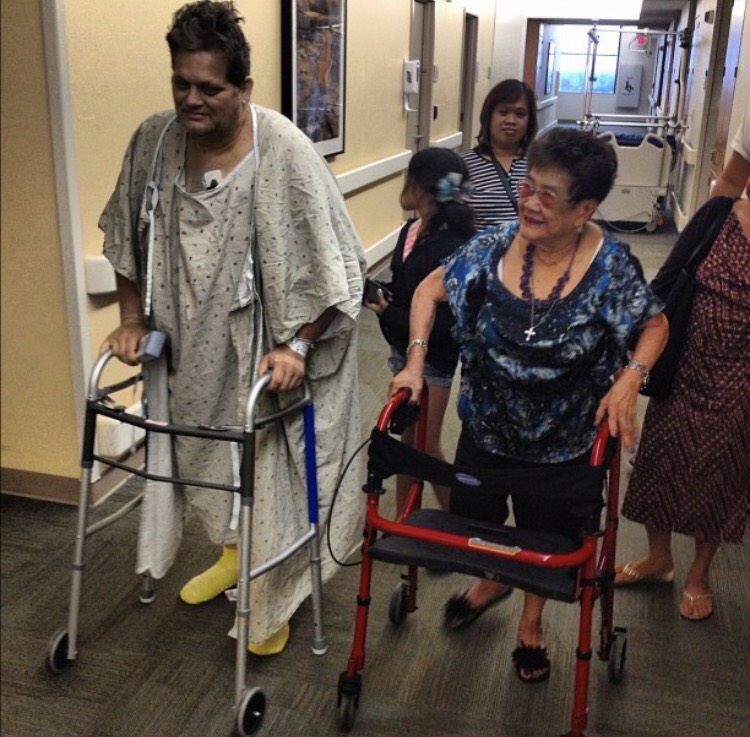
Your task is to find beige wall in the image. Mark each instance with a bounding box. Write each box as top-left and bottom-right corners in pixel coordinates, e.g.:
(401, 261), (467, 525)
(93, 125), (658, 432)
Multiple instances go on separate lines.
(327, 0), (412, 246)
(1, 0), (79, 478)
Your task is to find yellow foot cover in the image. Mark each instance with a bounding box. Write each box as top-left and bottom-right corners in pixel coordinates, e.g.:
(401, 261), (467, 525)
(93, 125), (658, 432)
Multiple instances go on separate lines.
(179, 546), (238, 605)
(247, 623), (290, 657)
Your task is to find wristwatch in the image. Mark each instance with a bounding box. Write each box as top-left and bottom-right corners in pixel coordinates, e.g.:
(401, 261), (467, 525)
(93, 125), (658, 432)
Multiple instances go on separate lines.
(285, 336), (315, 359)
(624, 358), (650, 387)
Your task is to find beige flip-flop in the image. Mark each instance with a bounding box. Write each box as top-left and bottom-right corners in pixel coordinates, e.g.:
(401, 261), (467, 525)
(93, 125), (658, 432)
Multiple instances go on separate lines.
(614, 562), (674, 587)
(680, 591), (714, 622)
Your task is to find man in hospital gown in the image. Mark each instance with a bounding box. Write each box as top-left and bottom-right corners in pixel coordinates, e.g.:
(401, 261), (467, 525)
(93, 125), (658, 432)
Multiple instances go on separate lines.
(101, 0), (365, 655)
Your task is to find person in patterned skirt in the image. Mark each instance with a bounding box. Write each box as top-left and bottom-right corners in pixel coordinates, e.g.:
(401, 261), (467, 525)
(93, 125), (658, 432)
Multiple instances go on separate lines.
(615, 182), (750, 622)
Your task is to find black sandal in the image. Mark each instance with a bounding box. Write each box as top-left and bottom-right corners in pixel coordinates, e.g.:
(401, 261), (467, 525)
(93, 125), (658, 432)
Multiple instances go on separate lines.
(443, 585), (513, 630)
(512, 643), (551, 683)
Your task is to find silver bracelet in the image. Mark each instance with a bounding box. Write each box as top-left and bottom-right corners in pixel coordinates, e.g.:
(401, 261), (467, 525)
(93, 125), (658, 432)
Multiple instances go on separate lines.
(624, 358), (650, 386)
(406, 338), (428, 355)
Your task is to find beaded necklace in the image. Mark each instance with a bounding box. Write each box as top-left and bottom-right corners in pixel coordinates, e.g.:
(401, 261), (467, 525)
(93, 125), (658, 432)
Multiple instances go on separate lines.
(520, 231), (581, 341)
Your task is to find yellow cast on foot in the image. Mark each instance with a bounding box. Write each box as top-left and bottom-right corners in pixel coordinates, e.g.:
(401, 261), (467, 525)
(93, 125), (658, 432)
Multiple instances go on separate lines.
(179, 546), (238, 605)
(247, 623), (290, 656)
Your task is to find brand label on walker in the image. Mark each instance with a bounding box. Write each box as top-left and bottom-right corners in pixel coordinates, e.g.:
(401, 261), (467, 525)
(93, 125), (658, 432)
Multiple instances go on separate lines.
(468, 537), (521, 555)
(454, 472), (480, 486)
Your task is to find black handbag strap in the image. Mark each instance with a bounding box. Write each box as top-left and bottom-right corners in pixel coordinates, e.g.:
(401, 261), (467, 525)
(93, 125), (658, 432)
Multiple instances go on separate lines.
(651, 197), (735, 301)
(481, 147), (519, 214)
(683, 197), (735, 273)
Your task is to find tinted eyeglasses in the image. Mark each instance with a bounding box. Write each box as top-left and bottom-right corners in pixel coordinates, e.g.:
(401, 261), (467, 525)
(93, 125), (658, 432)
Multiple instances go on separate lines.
(518, 180), (565, 208)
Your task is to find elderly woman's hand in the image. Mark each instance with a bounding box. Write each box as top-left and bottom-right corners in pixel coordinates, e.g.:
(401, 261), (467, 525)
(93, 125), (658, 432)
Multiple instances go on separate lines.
(388, 364), (425, 404)
(594, 369), (644, 452)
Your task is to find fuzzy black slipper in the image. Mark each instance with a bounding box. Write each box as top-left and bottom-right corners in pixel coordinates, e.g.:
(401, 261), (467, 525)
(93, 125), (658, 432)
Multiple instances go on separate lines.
(512, 643), (551, 683)
(443, 585), (513, 630)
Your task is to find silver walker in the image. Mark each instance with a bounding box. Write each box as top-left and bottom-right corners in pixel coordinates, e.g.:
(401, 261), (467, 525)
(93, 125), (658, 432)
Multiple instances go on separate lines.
(47, 349), (328, 736)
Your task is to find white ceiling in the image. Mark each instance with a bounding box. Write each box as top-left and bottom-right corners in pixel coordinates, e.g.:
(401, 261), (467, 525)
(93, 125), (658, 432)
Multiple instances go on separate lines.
(638, 0), (686, 28)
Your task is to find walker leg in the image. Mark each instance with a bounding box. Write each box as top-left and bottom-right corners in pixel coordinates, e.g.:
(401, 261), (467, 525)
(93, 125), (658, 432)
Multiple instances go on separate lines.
(139, 570), (155, 604)
(235, 501), (253, 708)
(66, 464), (94, 662)
(337, 541), (372, 733)
(343, 531), (376, 677)
(308, 524), (328, 655)
(568, 555), (597, 737)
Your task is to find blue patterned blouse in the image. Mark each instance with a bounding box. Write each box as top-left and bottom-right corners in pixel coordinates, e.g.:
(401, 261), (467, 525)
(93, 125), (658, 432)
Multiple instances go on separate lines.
(443, 222), (663, 463)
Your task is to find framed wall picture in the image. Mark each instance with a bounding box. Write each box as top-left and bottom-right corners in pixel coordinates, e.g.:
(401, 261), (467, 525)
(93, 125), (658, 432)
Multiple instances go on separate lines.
(281, 0), (346, 157)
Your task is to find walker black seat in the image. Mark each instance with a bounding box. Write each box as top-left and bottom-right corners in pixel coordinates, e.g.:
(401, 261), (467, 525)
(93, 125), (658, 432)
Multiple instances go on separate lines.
(368, 509), (580, 602)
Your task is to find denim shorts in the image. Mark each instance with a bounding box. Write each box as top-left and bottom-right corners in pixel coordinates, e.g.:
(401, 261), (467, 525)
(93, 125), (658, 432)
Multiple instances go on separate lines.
(388, 346), (454, 388)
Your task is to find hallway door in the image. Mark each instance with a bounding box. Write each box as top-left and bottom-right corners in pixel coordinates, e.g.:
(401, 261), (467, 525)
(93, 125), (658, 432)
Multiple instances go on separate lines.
(458, 13), (478, 152)
(710, 0), (745, 181)
(406, 0), (435, 153)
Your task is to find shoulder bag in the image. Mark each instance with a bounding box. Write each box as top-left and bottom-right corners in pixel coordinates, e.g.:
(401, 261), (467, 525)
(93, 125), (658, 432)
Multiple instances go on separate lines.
(642, 197), (735, 398)
(480, 147), (519, 214)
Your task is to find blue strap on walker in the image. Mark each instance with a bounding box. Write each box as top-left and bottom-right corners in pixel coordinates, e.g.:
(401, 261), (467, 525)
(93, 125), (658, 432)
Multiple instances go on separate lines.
(303, 404), (320, 525)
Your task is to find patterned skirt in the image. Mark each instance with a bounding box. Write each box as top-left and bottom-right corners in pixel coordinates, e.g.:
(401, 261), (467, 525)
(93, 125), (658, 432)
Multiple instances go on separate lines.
(622, 212), (750, 543)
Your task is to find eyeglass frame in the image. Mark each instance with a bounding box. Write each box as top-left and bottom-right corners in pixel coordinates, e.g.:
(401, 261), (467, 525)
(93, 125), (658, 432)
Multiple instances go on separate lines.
(517, 179), (570, 208)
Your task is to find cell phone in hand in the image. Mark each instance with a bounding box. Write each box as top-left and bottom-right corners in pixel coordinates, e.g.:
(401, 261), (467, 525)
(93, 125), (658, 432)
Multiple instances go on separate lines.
(363, 278), (392, 305)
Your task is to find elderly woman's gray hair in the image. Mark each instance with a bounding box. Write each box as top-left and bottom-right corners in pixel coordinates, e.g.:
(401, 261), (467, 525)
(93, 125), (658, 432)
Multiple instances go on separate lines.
(527, 128), (618, 205)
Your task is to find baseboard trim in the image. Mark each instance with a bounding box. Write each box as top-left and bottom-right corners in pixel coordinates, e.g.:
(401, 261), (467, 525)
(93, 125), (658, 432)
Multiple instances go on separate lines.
(1, 448), (145, 507)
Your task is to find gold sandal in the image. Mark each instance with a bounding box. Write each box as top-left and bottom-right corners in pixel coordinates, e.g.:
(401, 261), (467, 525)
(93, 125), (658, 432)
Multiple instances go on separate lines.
(614, 562), (674, 587)
(680, 591), (714, 622)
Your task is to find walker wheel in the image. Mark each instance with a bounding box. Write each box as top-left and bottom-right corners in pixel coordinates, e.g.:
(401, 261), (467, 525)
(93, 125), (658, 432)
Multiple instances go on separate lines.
(388, 582), (408, 626)
(608, 629), (627, 684)
(46, 629), (72, 674)
(645, 218), (658, 233)
(234, 686), (266, 736)
(337, 672), (361, 732)
(338, 693), (358, 732)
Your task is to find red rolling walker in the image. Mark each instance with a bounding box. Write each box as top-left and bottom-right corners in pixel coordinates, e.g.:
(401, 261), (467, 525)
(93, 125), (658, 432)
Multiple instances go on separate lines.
(337, 388), (626, 737)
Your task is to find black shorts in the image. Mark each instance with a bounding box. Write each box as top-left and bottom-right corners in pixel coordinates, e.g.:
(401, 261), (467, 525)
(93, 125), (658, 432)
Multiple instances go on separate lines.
(449, 426), (605, 542)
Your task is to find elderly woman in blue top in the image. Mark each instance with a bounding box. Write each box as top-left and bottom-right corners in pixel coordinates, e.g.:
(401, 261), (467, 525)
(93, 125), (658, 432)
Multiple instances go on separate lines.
(390, 128), (668, 684)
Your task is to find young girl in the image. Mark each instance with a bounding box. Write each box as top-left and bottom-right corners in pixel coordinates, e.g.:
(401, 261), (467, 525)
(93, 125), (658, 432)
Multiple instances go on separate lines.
(364, 147), (475, 513)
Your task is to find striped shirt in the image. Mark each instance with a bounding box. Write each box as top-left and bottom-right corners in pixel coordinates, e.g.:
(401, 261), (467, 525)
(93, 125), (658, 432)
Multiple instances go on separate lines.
(460, 148), (528, 232)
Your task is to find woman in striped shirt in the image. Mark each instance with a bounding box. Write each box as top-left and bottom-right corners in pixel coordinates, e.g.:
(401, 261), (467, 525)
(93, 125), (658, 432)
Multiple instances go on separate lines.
(461, 79), (538, 231)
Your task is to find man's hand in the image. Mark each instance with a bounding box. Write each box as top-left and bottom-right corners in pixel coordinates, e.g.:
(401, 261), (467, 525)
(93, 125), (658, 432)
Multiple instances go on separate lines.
(101, 318), (149, 366)
(594, 369), (643, 452)
(258, 346), (306, 392)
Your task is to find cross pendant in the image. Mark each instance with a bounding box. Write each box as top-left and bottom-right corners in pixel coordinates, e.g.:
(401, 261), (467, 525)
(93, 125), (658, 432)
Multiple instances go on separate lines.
(524, 325), (536, 341)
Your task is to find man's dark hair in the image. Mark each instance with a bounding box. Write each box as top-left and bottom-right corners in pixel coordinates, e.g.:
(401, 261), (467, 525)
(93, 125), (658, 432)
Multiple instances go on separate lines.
(476, 79), (538, 155)
(166, 1), (250, 86)
(527, 128), (618, 204)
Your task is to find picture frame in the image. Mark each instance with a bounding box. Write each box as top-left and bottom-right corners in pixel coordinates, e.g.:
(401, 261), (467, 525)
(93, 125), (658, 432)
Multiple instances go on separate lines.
(281, 0), (346, 158)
